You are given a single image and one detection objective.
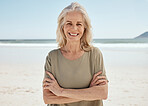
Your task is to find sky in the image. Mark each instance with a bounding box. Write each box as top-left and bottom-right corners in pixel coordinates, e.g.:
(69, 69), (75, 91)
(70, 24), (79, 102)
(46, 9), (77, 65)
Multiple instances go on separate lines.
(0, 0), (148, 39)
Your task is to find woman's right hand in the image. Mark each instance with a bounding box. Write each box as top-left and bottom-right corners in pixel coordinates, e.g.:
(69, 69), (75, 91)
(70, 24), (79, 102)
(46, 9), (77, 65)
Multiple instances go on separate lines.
(89, 71), (107, 87)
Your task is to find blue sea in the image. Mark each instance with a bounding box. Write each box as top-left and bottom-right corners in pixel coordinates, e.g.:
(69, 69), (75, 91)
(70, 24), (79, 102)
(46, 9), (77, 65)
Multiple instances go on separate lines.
(0, 39), (148, 48)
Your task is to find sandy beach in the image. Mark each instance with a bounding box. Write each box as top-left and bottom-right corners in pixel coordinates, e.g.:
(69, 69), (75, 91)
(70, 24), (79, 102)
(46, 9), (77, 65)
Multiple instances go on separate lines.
(0, 44), (148, 106)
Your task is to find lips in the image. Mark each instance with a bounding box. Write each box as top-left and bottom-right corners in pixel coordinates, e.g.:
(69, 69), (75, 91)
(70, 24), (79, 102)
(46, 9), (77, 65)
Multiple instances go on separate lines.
(68, 33), (79, 36)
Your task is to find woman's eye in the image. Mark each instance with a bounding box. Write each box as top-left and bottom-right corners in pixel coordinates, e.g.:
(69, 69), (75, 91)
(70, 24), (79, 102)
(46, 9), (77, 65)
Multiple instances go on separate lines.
(77, 24), (82, 26)
(66, 23), (72, 25)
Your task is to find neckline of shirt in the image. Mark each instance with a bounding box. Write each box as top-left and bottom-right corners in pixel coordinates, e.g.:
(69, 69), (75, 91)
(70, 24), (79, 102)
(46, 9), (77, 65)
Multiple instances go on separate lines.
(58, 49), (86, 61)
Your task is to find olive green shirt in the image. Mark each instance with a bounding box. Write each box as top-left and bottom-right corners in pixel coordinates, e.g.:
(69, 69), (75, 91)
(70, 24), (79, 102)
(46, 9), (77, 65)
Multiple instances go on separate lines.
(44, 47), (108, 106)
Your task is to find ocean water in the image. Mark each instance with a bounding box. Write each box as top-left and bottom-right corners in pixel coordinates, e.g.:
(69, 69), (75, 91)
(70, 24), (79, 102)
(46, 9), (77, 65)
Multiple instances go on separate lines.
(0, 39), (148, 48)
(0, 38), (148, 43)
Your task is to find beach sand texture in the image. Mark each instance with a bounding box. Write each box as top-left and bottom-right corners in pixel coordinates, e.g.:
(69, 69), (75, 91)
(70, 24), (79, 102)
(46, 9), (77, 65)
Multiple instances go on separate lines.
(0, 45), (148, 106)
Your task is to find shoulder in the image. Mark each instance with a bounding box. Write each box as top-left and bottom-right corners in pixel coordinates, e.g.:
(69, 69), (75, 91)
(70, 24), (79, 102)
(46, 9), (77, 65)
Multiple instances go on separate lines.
(89, 46), (104, 60)
(90, 46), (102, 55)
(47, 48), (59, 58)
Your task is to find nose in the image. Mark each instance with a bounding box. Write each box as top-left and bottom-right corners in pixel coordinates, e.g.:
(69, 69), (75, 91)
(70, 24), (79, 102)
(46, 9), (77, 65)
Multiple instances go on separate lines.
(72, 25), (77, 30)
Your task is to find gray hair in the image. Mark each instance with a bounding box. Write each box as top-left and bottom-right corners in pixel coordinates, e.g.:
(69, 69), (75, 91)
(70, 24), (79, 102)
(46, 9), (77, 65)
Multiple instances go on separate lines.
(56, 2), (93, 51)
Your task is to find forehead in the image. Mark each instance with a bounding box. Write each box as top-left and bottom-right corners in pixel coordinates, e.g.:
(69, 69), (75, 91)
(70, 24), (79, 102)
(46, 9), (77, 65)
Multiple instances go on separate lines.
(65, 11), (83, 22)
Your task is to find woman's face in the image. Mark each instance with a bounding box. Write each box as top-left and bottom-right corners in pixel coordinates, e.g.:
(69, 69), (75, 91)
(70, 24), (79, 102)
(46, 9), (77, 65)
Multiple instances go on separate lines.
(63, 11), (85, 42)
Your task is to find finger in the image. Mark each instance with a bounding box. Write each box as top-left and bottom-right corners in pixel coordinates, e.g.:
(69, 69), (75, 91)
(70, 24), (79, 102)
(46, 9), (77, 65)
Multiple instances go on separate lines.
(92, 71), (102, 81)
(93, 76), (106, 83)
(43, 78), (51, 82)
(90, 80), (105, 87)
(95, 79), (107, 85)
(46, 71), (56, 80)
(43, 85), (50, 90)
(97, 76), (106, 79)
(43, 81), (53, 86)
(43, 78), (53, 83)
(43, 82), (50, 87)
(91, 80), (107, 87)
(98, 82), (107, 86)
(95, 71), (102, 77)
(43, 82), (53, 89)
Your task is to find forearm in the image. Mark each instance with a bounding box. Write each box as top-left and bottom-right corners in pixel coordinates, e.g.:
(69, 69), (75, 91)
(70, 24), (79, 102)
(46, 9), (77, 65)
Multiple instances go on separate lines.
(60, 84), (108, 101)
(43, 89), (82, 104)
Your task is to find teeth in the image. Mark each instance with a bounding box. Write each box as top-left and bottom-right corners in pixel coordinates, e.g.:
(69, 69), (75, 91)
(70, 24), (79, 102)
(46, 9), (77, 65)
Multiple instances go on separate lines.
(69, 33), (78, 36)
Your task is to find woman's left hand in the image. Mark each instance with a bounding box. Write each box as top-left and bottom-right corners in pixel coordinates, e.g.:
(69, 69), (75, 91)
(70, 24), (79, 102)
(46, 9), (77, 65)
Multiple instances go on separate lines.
(89, 71), (107, 87)
(43, 71), (63, 96)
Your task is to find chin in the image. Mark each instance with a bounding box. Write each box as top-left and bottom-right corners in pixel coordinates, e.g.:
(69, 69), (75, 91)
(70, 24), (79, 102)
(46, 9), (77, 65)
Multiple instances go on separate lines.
(67, 38), (80, 42)
(67, 37), (81, 42)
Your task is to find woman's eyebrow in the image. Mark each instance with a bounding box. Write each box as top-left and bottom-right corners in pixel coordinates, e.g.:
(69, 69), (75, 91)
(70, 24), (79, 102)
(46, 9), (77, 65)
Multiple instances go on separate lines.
(66, 21), (83, 23)
(66, 21), (72, 23)
(77, 21), (83, 23)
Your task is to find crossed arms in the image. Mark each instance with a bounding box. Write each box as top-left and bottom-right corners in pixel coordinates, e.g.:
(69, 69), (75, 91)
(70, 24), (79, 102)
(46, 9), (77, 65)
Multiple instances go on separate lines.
(43, 71), (108, 104)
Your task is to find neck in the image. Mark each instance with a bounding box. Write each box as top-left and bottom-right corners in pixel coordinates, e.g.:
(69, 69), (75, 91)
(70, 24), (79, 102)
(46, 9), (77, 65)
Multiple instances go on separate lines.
(63, 41), (82, 53)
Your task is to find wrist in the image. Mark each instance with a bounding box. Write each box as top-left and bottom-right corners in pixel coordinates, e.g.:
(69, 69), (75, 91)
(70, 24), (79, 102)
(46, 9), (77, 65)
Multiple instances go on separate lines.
(59, 87), (65, 96)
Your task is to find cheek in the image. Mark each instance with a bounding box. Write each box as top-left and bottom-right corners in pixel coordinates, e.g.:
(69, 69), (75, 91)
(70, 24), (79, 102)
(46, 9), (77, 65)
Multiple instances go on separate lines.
(63, 26), (69, 33)
(80, 27), (85, 34)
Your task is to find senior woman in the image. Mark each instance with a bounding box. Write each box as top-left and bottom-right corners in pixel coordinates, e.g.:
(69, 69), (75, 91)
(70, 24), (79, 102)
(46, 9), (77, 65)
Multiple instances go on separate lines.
(43, 2), (108, 106)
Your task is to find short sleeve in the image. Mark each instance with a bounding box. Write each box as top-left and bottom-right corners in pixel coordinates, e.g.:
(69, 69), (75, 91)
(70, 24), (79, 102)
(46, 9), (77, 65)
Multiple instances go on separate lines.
(43, 53), (52, 79)
(94, 47), (109, 82)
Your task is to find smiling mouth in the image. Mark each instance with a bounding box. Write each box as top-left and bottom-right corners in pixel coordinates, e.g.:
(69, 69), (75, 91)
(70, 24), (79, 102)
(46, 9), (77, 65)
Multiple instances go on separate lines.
(68, 33), (79, 36)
